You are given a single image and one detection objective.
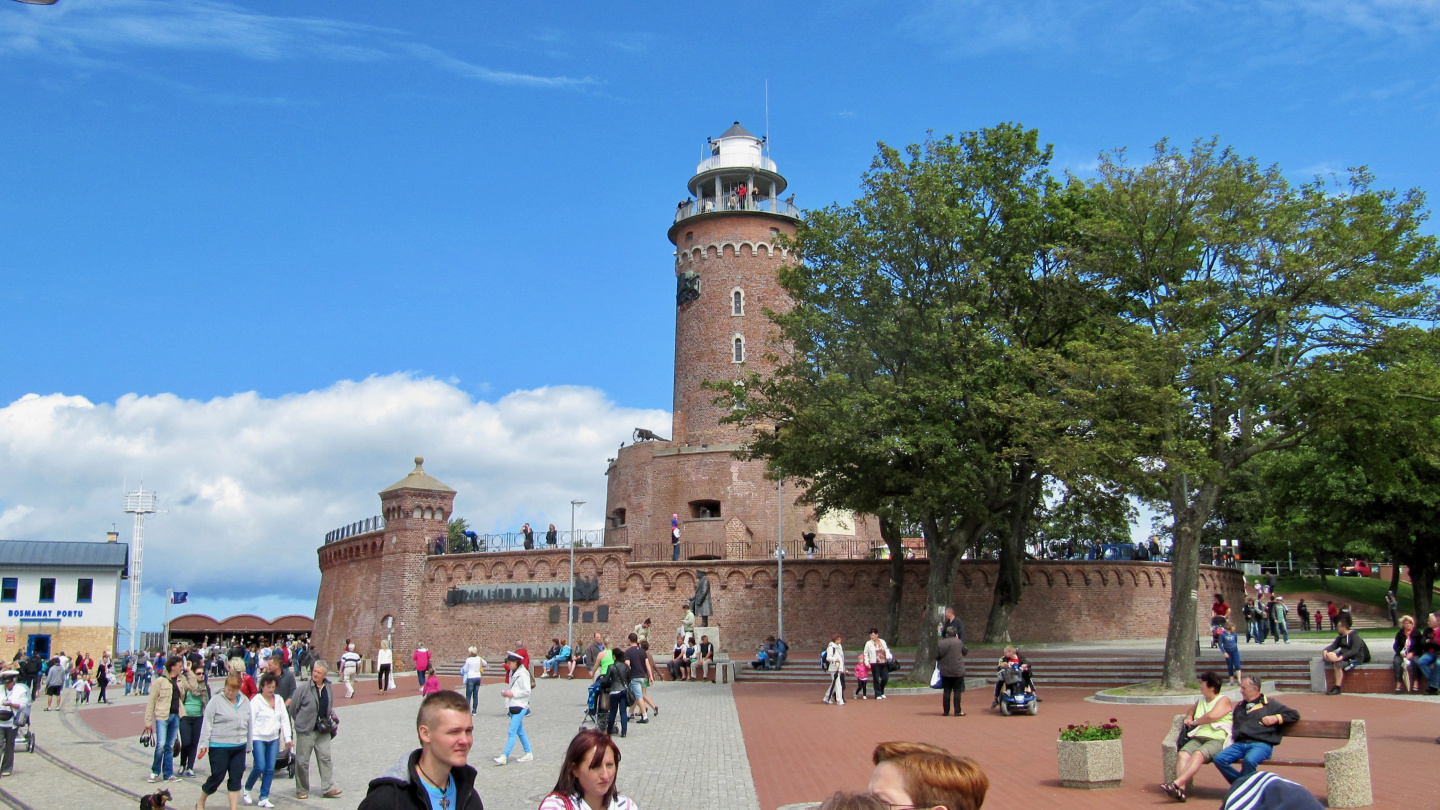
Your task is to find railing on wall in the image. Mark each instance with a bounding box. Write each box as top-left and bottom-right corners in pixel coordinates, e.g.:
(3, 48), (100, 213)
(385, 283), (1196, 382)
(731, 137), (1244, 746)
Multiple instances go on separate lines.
(674, 196), (800, 223)
(325, 516), (385, 545)
(427, 529), (607, 555)
(629, 538), (928, 562)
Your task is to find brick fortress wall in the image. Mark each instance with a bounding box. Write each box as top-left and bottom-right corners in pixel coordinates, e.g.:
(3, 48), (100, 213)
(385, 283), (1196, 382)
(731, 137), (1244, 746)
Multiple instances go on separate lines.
(315, 543), (1245, 668)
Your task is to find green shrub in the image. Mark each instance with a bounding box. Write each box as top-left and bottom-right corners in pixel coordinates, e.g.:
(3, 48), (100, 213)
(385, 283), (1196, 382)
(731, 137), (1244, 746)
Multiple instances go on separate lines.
(1058, 719), (1123, 742)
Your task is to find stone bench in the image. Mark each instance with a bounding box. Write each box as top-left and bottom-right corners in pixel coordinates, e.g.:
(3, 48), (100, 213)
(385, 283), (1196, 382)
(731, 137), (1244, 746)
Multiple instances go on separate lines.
(1311, 658), (1408, 694)
(1162, 717), (1372, 808)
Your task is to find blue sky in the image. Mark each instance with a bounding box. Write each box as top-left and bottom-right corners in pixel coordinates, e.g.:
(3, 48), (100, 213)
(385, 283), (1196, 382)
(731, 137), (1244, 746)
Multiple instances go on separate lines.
(1, 1), (1437, 639)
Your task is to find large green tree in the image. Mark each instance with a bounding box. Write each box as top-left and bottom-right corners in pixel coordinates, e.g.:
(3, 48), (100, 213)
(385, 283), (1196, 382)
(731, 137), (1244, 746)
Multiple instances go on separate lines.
(1078, 141), (1440, 687)
(721, 124), (1129, 677)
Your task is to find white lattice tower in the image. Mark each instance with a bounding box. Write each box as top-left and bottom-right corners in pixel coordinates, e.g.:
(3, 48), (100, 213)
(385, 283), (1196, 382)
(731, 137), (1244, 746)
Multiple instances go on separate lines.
(123, 488), (158, 653)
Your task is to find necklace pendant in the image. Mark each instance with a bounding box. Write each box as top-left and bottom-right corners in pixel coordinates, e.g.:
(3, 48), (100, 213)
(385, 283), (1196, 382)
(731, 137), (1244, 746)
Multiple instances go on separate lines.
(440, 800), (450, 810)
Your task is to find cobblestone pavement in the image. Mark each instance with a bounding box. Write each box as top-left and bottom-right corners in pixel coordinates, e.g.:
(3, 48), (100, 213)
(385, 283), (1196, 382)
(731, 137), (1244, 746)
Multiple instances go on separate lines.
(0, 677), (760, 810)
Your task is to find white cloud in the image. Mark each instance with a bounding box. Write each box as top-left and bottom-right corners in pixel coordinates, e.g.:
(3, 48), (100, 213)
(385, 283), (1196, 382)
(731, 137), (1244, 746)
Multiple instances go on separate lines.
(0, 376), (669, 616)
(0, 0), (596, 89)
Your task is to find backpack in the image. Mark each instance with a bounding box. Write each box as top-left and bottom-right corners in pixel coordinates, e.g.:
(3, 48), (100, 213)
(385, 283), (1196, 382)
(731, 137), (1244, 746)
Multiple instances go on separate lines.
(1358, 635), (1372, 665)
(819, 650), (829, 670)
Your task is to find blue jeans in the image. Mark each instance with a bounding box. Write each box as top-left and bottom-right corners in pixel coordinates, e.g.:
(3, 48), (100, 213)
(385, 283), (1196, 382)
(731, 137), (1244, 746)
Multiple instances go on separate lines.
(245, 738), (278, 800)
(504, 708), (530, 757)
(1417, 652), (1440, 688)
(465, 679), (482, 713)
(1213, 741), (1273, 784)
(150, 714), (179, 778)
(1272, 620), (1288, 642)
(671, 543), (679, 561)
(543, 657), (567, 676)
(606, 690), (629, 736)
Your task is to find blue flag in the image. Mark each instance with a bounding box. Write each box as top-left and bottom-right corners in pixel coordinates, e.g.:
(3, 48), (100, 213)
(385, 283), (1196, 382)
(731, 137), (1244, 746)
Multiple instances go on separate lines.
(171, 591), (188, 604)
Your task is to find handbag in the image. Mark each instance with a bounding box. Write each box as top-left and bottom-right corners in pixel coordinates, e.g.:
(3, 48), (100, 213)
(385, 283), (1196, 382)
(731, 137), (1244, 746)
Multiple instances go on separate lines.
(929, 667), (943, 689)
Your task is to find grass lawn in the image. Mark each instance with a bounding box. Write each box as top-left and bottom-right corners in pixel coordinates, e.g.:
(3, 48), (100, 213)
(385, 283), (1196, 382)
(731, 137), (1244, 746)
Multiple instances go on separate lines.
(1254, 574), (1419, 613)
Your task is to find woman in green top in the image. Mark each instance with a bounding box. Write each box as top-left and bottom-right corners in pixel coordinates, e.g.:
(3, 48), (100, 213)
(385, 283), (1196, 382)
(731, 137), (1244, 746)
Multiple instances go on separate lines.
(1163, 670), (1234, 802)
(178, 658), (212, 778)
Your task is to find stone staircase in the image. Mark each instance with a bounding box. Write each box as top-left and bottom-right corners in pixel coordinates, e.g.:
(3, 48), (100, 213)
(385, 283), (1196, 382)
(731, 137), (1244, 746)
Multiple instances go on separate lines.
(735, 650), (1314, 692)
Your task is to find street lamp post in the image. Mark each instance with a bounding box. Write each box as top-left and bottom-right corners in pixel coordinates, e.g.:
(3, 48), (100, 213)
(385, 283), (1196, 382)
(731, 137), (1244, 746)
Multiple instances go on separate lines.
(776, 473), (784, 642)
(569, 499), (585, 653)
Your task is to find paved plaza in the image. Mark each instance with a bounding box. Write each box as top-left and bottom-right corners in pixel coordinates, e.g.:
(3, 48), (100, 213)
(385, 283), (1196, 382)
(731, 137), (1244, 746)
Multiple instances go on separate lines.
(0, 676), (758, 810)
(2, 659), (1438, 809)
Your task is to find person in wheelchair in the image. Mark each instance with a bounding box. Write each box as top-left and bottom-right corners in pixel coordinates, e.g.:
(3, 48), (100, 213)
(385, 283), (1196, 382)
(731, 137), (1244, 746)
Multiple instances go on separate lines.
(991, 645), (1037, 709)
(0, 668), (32, 775)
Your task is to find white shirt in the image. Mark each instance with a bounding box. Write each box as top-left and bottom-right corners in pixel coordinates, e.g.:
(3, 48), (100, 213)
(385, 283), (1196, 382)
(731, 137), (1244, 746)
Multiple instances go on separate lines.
(539, 793), (640, 810)
(826, 641), (845, 673)
(249, 692), (292, 744)
(340, 651), (361, 672)
(1, 682), (30, 727)
(863, 638), (889, 665)
(461, 655), (487, 681)
(504, 667), (532, 710)
(376, 648), (392, 667)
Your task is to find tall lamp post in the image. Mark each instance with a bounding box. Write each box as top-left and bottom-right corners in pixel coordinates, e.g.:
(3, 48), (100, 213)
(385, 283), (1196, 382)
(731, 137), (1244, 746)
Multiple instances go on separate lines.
(568, 499), (585, 653)
(776, 473), (784, 643)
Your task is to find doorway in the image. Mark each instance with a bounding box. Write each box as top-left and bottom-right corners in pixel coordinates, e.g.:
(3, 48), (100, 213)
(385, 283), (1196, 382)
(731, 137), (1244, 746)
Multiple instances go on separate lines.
(27, 635), (50, 659)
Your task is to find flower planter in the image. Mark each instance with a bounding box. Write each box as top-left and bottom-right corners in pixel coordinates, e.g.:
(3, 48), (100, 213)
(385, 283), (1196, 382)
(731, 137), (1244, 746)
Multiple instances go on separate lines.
(1056, 738), (1123, 789)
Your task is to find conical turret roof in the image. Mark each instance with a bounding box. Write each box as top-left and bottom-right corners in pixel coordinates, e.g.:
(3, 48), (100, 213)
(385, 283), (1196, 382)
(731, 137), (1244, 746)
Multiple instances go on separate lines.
(380, 457), (456, 494)
(719, 121), (756, 139)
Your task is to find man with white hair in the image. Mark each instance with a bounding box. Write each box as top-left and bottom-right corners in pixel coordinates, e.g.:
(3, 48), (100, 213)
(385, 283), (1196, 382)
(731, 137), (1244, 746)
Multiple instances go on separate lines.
(339, 644), (362, 699)
(290, 660), (341, 799)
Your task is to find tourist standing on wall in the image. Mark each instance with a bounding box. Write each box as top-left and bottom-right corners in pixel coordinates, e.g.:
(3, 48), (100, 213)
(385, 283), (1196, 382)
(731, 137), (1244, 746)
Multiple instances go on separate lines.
(546, 524), (558, 547)
(413, 645), (431, 692)
(358, 690), (483, 810)
(936, 627), (966, 716)
(822, 634), (846, 706)
(376, 641), (393, 694)
(462, 647), (487, 715)
(494, 653), (533, 766)
(340, 644), (362, 699)
(522, 523), (535, 550)
(864, 629), (892, 700)
(670, 514), (680, 562)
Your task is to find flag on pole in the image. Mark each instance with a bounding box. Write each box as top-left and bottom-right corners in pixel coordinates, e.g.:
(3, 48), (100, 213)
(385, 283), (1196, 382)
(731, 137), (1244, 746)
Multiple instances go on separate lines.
(171, 592), (188, 604)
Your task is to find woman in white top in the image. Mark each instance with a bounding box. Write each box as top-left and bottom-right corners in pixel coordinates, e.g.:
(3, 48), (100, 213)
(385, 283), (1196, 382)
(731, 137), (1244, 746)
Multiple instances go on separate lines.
(494, 652), (532, 766)
(538, 729), (640, 810)
(823, 634), (845, 706)
(462, 646), (488, 715)
(243, 672), (293, 808)
(375, 641), (393, 694)
(863, 629), (892, 699)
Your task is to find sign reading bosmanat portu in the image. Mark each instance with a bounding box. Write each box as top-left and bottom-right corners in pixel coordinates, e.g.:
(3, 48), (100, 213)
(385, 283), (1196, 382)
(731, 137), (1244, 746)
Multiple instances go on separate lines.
(445, 576), (599, 607)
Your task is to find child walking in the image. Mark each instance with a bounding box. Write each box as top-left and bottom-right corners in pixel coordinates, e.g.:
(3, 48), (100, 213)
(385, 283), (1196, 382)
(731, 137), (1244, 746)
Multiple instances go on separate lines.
(854, 658), (871, 700)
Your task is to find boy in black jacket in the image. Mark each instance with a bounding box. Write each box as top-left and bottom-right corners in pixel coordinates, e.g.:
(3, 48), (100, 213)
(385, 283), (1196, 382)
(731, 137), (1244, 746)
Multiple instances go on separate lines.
(359, 690), (483, 810)
(1321, 616), (1371, 695)
(1213, 675), (1301, 785)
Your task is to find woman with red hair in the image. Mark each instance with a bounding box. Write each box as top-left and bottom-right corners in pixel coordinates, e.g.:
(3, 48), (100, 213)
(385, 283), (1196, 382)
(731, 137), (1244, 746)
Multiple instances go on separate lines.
(539, 729), (640, 810)
(867, 741), (988, 810)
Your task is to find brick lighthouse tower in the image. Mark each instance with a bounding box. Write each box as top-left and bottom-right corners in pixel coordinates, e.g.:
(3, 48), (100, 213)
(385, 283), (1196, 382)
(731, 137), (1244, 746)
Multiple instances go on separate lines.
(604, 122), (881, 558)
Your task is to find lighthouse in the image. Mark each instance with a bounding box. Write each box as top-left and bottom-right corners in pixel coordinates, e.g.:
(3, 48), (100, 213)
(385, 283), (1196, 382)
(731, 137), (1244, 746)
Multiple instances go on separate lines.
(605, 122), (881, 560)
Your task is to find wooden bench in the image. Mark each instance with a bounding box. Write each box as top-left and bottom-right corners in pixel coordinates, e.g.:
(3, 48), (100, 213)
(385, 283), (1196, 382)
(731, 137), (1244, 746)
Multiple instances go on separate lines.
(1162, 717), (1371, 808)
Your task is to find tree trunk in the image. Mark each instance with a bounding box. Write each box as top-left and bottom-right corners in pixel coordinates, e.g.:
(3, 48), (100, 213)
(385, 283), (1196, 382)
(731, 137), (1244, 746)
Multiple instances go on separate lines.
(984, 465), (1040, 643)
(1390, 558), (1403, 605)
(1162, 479), (1224, 689)
(880, 516), (906, 644)
(910, 518), (975, 685)
(1407, 558), (1435, 621)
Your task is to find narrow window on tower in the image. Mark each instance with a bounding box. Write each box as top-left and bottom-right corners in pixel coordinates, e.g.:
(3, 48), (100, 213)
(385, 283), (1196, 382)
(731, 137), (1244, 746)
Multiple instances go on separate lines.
(731, 289), (744, 316)
(733, 335), (745, 363)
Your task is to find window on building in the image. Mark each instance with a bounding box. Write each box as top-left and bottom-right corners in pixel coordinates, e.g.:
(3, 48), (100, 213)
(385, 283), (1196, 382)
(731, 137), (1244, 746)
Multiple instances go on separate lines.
(39, 578), (55, 603)
(613, 508), (627, 526)
(732, 289), (744, 316)
(77, 579), (93, 603)
(0, 578), (15, 603)
(689, 499), (722, 519)
(733, 336), (745, 363)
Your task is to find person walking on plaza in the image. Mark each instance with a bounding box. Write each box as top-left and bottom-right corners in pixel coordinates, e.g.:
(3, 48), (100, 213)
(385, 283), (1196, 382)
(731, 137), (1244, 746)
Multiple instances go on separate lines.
(540, 729), (641, 810)
(1387, 591), (1400, 627)
(265, 653), (296, 706)
(340, 644), (362, 699)
(936, 626), (966, 716)
(940, 606), (965, 645)
(422, 667), (442, 696)
(854, 656), (872, 700)
(243, 672), (293, 808)
(376, 641), (393, 694)
(822, 634), (846, 706)
(1160, 670), (1233, 803)
(195, 672), (252, 810)
(1212, 593), (1231, 647)
(1327, 601), (1339, 632)
(178, 656), (212, 778)
(95, 657), (110, 704)
(412, 645), (431, 692)
(42, 657), (64, 712)
(633, 618), (651, 645)
(863, 629), (891, 699)
(494, 653), (533, 765)
(1270, 596), (1289, 643)
(0, 670), (30, 777)
(1296, 598), (1310, 631)
(637, 641), (661, 718)
(144, 656), (184, 783)
(291, 661), (342, 799)
(602, 645), (631, 739)
(623, 636), (650, 724)
(1219, 622), (1243, 686)
(462, 647), (487, 714)
(1212, 675), (1300, 785)
(358, 690), (483, 810)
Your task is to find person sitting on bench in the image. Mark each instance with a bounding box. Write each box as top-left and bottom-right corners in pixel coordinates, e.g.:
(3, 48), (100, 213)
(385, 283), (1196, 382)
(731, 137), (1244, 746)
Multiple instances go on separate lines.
(1212, 675), (1300, 785)
(1321, 616), (1371, 695)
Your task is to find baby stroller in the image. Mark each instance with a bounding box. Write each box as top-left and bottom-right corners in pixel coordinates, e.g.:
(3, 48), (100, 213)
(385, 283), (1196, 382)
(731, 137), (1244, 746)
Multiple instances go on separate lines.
(579, 681), (604, 732)
(996, 664), (1038, 716)
(274, 744), (296, 779)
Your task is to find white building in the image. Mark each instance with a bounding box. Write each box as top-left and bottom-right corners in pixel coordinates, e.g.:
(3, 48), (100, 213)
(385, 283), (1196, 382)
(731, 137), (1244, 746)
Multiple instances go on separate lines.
(0, 538), (129, 660)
